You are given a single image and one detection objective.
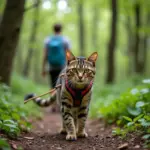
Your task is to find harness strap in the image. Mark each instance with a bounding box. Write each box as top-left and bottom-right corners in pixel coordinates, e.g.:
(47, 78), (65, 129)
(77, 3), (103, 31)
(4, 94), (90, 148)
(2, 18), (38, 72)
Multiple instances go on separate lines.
(82, 81), (93, 95)
(65, 80), (93, 107)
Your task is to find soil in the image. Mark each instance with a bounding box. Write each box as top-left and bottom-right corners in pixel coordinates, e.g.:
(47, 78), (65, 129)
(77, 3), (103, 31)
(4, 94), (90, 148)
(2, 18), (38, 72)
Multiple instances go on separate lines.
(8, 109), (148, 150)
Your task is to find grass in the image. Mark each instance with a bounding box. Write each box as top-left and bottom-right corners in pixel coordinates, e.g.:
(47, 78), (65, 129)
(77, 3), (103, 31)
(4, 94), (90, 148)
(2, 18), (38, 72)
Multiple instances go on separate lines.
(11, 73), (48, 118)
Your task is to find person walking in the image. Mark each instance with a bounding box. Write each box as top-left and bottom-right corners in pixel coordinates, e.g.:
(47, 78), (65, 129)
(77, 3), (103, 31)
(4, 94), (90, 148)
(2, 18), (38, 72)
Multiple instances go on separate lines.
(42, 23), (71, 88)
(41, 23), (71, 112)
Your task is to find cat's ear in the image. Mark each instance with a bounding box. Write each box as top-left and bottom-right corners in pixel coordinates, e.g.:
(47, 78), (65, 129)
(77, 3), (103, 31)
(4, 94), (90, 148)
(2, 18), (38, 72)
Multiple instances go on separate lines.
(66, 50), (76, 63)
(87, 52), (98, 63)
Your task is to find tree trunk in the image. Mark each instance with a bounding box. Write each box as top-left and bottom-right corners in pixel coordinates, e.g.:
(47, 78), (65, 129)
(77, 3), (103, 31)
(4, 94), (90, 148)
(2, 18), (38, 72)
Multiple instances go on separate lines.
(0, 15), (2, 23)
(92, 4), (99, 50)
(106, 0), (118, 83)
(139, 12), (150, 73)
(33, 48), (40, 82)
(134, 2), (141, 73)
(78, 0), (85, 56)
(0, 0), (25, 85)
(125, 16), (134, 75)
(15, 43), (24, 74)
(23, 0), (40, 77)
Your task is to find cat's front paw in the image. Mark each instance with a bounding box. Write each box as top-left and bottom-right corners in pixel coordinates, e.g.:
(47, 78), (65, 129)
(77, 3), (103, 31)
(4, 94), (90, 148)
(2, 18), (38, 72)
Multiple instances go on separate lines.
(66, 133), (77, 141)
(77, 131), (88, 138)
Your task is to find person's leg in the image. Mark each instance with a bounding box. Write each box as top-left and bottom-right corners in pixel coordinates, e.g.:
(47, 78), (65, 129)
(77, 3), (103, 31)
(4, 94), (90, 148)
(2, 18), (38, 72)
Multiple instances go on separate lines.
(49, 69), (61, 88)
(49, 69), (62, 112)
(49, 70), (56, 88)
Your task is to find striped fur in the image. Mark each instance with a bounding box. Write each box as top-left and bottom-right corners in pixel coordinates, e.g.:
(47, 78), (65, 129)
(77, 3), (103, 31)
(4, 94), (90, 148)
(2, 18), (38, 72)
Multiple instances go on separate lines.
(27, 50), (98, 141)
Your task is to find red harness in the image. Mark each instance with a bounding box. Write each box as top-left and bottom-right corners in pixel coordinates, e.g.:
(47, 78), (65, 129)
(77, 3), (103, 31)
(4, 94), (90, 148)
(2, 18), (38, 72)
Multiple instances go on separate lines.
(65, 80), (93, 107)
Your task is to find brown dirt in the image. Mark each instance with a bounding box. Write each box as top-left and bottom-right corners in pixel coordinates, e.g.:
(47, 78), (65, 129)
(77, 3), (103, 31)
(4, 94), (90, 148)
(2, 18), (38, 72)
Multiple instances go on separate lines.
(9, 110), (147, 150)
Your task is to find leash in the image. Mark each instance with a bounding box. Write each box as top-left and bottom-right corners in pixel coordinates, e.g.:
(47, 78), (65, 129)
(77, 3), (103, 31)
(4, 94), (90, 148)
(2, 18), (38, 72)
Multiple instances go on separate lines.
(24, 84), (62, 104)
(24, 73), (66, 104)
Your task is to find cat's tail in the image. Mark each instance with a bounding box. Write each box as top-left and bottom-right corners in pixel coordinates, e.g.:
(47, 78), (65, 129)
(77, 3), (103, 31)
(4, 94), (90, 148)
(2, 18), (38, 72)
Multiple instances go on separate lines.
(24, 91), (56, 107)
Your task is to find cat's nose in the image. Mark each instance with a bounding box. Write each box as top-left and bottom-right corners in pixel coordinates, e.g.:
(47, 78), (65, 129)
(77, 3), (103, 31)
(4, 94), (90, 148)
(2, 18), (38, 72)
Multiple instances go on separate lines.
(78, 75), (83, 80)
(78, 72), (83, 80)
(79, 76), (82, 80)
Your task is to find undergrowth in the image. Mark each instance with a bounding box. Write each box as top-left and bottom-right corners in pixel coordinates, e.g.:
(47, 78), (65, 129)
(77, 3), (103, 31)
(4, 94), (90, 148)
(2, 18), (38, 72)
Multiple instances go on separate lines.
(90, 77), (150, 148)
(0, 74), (48, 149)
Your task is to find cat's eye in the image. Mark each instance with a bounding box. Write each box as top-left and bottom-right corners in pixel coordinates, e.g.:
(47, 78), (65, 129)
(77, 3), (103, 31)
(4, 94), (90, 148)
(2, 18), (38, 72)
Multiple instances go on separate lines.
(71, 68), (77, 72)
(84, 69), (89, 73)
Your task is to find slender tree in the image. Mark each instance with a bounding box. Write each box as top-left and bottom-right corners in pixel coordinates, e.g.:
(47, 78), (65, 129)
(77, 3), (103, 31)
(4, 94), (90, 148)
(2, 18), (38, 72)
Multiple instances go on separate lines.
(92, 3), (99, 50)
(0, 0), (25, 85)
(78, 0), (85, 56)
(23, 0), (41, 77)
(33, 48), (40, 82)
(134, 1), (141, 73)
(106, 0), (118, 83)
(125, 15), (134, 75)
(139, 12), (150, 73)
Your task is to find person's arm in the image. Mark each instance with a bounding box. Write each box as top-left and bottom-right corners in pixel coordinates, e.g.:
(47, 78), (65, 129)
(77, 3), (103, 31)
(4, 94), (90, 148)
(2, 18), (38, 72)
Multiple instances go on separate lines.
(64, 37), (71, 51)
(41, 47), (47, 77)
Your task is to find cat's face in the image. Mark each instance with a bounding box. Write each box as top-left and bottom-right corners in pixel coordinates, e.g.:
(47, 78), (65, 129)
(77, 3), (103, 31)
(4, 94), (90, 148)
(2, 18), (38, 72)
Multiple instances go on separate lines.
(66, 50), (98, 87)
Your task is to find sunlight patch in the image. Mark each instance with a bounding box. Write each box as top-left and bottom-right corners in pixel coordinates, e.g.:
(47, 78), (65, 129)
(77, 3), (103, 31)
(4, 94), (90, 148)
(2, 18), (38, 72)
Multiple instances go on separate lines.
(57, 0), (67, 11)
(42, 1), (51, 9)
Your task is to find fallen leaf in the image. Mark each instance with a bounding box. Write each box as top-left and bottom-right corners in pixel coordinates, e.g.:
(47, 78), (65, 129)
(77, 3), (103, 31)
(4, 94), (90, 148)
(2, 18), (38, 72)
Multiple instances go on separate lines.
(24, 136), (34, 140)
(11, 143), (17, 149)
(56, 147), (62, 150)
(118, 143), (128, 150)
(134, 145), (140, 149)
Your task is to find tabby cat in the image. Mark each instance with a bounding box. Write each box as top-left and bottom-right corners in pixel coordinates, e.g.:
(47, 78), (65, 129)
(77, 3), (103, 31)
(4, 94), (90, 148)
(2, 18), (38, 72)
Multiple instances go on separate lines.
(25, 50), (98, 141)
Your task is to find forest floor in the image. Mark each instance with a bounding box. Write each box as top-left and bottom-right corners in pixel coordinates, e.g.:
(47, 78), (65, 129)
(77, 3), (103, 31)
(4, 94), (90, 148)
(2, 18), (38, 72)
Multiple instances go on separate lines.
(9, 109), (147, 150)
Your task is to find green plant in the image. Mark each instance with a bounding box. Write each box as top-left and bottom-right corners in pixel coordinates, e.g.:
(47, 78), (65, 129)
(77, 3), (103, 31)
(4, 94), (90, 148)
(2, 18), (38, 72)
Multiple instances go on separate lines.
(111, 79), (150, 148)
(90, 77), (150, 148)
(0, 74), (48, 138)
(0, 138), (11, 150)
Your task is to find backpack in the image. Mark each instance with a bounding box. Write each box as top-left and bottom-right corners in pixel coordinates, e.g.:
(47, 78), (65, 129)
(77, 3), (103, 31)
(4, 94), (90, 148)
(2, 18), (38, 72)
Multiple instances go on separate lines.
(47, 36), (66, 67)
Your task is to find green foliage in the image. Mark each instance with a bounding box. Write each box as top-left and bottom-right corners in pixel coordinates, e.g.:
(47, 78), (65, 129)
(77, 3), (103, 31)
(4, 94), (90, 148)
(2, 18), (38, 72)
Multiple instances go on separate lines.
(0, 138), (11, 150)
(0, 84), (21, 138)
(90, 76), (141, 118)
(93, 78), (150, 122)
(0, 73), (47, 139)
(90, 77), (150, 147)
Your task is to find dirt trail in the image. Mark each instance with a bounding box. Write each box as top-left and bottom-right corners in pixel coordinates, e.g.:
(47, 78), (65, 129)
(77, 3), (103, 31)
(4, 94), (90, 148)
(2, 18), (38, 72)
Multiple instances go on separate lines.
(13, 110), (146, 150)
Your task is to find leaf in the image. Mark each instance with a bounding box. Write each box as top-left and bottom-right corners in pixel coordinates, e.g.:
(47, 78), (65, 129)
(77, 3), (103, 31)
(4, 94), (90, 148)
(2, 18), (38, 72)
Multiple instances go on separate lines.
(123, 116), (132, 122)
(118, 143), (128, 150)
(0, 138), (11, 150)
(140, 88), (149, 94)
(136, 101), (145, 108)
(138, 118), (150, 127)
(1, 115), (12, 121)
(3, 120), (15, 124)
(130, 88), (139, 95)
(24, 137), (34, 140)
(127, 107), (141, 116)
(142, 79), (150, 84)
(3, 124), (18, 129)
(127, 122), (134, 127)
(11, 143), (18, 150)
(133, 114), (144, 122)
(0, 120), (2, 128)
(142, 134), (150, 140)
(12, 113), (20, 120)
